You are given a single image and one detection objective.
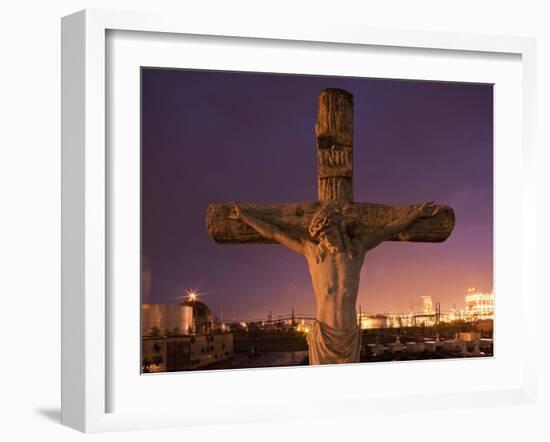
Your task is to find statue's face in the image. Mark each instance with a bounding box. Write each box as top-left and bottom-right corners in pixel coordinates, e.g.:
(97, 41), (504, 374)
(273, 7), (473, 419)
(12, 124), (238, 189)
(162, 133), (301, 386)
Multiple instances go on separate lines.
(318, 224), (343, 252)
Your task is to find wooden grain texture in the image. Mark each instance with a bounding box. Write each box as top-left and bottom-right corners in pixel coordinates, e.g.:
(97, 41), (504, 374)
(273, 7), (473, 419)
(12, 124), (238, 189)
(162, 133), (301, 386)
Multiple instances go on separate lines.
(316, 89), (354, 202)
(206, 202), (455, 244)
(315, 88), (354, 148)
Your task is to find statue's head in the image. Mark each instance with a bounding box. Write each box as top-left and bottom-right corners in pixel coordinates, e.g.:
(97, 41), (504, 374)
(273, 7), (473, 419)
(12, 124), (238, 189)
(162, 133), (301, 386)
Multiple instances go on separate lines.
(308, 204), (353, 261)
(309, 204), (342, 240)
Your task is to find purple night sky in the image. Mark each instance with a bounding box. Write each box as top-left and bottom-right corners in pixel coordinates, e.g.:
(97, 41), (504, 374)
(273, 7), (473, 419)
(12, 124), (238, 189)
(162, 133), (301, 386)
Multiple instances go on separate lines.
(141, 68), (493, 321)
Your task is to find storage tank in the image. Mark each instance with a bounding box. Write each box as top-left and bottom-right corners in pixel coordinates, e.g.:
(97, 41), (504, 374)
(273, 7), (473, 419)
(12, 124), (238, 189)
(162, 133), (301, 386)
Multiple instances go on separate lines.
(181, 299), (213, 334)
(141, 304), (193, 336)
(181, 305), (193, 335)
(141, 304), (162, 336)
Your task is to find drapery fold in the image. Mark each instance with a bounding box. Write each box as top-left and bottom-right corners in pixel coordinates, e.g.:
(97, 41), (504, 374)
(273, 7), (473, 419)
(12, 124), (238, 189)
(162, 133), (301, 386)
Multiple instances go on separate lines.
(307, 320), (361, 365)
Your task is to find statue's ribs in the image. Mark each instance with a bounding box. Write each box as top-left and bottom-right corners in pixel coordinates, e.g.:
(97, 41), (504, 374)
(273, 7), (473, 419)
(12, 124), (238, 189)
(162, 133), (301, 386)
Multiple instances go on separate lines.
(206, 203), (455, 244)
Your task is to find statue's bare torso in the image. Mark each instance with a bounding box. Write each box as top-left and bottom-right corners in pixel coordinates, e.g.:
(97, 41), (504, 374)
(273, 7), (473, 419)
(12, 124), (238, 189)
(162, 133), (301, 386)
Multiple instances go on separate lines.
(303, 239), (366, 330)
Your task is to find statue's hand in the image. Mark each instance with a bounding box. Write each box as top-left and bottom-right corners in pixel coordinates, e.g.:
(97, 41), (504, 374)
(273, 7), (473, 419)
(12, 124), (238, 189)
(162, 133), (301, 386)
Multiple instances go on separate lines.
(415, 201), (439, 218)
(228, 203), (242, 220)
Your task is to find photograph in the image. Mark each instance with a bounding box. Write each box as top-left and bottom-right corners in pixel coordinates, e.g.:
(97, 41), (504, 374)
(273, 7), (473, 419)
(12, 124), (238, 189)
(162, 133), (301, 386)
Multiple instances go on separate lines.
(140, 68), (494, 373)
(2, 0), (544, 437)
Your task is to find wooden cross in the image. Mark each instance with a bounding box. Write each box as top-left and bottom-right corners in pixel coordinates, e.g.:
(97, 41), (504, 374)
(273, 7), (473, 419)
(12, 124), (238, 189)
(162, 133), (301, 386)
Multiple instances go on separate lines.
(206, 88), (455, 245)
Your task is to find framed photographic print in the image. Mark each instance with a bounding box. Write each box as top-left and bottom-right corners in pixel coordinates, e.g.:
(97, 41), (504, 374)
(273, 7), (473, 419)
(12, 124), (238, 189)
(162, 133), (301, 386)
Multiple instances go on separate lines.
(140, 69), (489, 373)
(61, 9), (537, 433)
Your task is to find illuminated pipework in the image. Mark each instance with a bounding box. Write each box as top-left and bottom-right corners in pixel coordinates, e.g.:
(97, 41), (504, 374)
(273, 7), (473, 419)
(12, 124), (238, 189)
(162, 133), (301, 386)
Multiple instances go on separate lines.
(465, 289), (494, 320)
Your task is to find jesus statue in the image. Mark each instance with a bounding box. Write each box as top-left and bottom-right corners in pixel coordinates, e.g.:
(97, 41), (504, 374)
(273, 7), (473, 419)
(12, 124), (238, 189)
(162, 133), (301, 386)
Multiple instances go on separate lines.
(228, 200), (440, 365)
(207, 89), (454, 366)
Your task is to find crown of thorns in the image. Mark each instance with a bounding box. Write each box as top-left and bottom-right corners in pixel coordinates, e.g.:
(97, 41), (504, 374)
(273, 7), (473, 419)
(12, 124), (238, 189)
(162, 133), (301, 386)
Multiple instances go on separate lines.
(308, 205), (344, 238)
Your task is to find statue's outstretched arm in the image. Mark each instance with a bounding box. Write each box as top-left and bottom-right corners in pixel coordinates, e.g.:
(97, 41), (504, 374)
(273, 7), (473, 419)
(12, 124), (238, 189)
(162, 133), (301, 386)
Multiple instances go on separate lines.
(228, 203), (304, 255)
(362, 201), (440, 250)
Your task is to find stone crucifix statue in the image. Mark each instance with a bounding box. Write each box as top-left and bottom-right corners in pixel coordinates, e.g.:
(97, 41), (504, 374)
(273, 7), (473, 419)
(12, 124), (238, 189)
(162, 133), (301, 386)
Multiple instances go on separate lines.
(206, 88), (455, 365)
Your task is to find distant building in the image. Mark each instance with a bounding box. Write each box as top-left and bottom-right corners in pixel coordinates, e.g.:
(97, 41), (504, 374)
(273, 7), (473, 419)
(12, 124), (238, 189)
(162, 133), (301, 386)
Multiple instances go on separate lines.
(412, 314), (437, 327)
(465, 289), (494, 320)
(387, 313), (414, 328)
(141, 294), (233, 372)
(420, 296), (434, 315)
(142, 296), (218, 337)
(358, 313), (388, 329)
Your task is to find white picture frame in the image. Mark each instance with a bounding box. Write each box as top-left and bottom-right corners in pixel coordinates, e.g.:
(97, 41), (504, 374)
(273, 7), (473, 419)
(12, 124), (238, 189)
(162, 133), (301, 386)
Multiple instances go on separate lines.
(61, 9), (537, 433)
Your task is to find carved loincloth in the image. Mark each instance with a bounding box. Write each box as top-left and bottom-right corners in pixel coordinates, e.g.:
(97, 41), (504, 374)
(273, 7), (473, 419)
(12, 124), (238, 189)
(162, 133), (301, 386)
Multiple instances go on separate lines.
(307, 320), (361, 365)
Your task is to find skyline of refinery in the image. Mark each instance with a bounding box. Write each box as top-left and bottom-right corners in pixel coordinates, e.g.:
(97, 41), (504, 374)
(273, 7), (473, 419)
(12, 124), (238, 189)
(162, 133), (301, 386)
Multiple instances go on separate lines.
(144, 287), (494, 324)
(141, 285), (494, 372)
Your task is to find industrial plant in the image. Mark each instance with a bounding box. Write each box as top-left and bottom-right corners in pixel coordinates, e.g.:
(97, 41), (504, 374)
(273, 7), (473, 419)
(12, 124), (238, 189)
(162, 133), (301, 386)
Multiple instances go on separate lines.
(141, 288), (493, 372)
(141, 293), (233, 373)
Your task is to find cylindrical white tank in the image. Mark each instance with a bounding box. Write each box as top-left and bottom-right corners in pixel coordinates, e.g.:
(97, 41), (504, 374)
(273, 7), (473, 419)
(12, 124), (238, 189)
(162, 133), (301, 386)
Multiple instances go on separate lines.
(141, 304), (194, 336)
